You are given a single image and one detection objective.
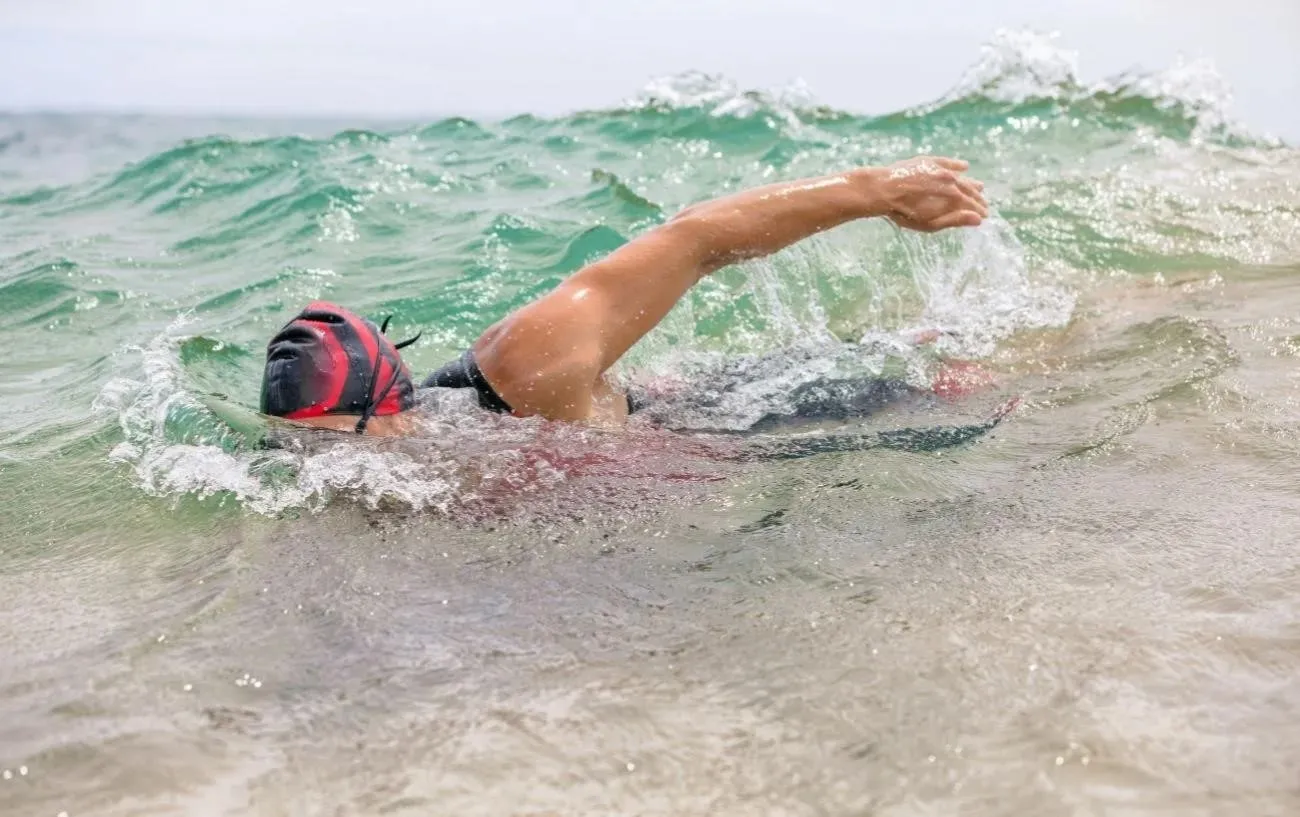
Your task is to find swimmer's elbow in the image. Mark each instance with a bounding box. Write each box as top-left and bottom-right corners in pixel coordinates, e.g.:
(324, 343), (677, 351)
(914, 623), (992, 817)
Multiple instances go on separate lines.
(662, 209), (737, 275)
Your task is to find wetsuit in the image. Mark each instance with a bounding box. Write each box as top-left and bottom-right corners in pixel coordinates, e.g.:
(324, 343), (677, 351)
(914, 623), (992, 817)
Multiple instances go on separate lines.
(424, 350), (643, 415)
(423, 351), (513, 413)
(416, 348), (1011, 460)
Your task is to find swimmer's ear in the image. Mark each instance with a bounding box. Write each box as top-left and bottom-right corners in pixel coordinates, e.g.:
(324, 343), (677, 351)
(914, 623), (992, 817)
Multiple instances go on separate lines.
(393, 332), (422, 350)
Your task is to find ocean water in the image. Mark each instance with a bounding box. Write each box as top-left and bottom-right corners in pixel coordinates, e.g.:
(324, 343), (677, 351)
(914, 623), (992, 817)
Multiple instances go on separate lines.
(3, 30), (1300, 816)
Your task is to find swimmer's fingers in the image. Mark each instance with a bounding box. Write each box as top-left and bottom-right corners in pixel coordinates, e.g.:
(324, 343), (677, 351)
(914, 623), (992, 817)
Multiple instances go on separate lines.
(906, 209), (983, 232)
(920, 155), (988, 215)
(882, 155), (987, 231)
(956, 176), (989, 217)
(922, 156), (969, 173)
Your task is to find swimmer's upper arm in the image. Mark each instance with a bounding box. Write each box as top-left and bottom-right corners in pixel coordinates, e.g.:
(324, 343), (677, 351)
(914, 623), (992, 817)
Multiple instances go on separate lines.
(472, 216), (716, 419)
(556, 216), (717, 372)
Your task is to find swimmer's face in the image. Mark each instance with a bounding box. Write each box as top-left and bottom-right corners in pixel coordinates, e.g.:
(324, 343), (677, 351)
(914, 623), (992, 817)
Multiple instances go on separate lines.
(260, 302), (418, 433)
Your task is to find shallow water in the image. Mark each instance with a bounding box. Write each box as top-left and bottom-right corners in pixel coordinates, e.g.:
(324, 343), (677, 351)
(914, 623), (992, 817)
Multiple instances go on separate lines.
(3, 31), (1300, 816)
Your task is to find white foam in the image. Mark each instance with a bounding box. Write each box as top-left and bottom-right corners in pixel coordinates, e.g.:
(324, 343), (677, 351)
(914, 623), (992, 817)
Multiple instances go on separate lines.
(944, 28), (1083, 103)
(93, 323), (470, 515)
(1101, 57), (1236, 135)
(626, 70), (818, 132)
(933, 28), (1239, 136)
(317, 197), (359, 243)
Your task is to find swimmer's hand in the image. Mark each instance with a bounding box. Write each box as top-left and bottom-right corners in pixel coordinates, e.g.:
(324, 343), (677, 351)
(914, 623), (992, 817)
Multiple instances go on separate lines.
(866, 156), (988, 233)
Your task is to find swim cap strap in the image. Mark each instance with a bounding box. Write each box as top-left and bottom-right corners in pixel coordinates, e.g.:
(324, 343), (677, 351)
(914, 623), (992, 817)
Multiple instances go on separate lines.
(353, 317), (418, 434)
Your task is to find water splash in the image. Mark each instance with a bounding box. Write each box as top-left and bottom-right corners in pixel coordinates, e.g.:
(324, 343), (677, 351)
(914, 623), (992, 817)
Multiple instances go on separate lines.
(627, 70), (819, 119)
(943, 28), (1084, 103)
(92, 323), (466, 515)
(90, 324), (731, 516)
(929, 28), (1239, 138)
(1101, 57), (1236, 135)
(907, 218), (1076, 359)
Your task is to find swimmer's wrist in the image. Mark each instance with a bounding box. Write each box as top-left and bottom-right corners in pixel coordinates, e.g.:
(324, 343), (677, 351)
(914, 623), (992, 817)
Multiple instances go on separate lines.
(849, 167), (891, 219)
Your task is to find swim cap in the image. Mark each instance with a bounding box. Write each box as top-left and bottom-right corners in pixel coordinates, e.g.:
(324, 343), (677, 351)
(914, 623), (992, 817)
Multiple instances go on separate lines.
(260, 301), (419, 431)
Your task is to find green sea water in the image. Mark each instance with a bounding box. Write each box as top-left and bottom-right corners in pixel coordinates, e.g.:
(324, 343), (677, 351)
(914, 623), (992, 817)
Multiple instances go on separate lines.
(3, 33), (1300, 816)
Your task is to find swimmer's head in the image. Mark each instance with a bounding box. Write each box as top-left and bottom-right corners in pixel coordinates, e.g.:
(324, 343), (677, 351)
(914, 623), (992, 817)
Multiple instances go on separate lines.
(260, 301), (420, 433)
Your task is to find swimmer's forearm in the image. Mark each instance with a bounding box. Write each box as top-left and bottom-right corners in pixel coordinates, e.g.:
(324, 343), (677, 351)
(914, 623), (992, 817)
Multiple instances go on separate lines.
(670, 158), (987, 273)
(669, 170), (887, 270)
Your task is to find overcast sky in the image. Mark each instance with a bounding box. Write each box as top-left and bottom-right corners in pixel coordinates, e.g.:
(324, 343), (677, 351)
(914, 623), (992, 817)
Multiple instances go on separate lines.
(2, 0), (1297, 139)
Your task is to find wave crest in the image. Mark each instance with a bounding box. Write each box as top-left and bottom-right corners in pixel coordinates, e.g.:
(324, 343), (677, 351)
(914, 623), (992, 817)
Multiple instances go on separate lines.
(619, 30), (1248, 142)
(926, 28), (1239, 137)
(627, 71), (822, 121)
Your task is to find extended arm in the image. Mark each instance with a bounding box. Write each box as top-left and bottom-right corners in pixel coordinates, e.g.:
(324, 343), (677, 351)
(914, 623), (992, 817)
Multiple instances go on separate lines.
(473, 156), (988, 421)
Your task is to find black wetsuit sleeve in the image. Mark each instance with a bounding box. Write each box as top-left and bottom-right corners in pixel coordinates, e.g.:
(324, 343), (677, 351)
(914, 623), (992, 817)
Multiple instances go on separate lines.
(426, 350), (643, 416)
(423, 350), (513, 413)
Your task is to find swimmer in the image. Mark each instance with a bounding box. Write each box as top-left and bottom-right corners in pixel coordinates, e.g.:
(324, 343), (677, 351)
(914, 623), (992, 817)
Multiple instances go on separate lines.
(260, 156), (989, 435)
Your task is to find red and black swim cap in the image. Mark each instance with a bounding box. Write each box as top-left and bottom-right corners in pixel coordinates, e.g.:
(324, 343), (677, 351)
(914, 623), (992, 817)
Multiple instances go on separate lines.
(261, 301), (419, 431)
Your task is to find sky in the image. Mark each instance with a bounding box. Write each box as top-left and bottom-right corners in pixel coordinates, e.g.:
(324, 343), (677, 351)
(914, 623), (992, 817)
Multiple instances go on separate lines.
(2, 0), (1298, 139)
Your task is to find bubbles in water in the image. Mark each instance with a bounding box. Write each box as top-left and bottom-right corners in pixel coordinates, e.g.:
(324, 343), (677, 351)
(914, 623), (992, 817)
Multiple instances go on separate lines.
(317, 197), (360, 243)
